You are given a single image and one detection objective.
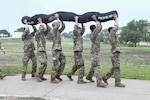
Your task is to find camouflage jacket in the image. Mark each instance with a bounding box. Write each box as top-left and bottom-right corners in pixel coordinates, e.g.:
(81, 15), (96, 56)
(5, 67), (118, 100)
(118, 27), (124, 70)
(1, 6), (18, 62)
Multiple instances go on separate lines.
(90, 22), (102, 54)
(108, 23), (120, 53)
(73, 23), (85, 52)
(35, 24), (51, 52)
(51, 20), (65, 51)
(22, 26), (36, 52)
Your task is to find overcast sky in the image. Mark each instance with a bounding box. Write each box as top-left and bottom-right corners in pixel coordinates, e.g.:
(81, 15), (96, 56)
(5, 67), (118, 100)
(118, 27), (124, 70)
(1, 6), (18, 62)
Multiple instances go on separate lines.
(1, 0), (150, 34)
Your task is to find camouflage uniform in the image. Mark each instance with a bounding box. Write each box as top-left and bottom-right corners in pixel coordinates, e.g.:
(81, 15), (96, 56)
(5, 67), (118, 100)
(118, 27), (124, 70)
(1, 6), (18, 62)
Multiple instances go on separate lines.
(102, 22), (124, 86)
(35, 24), (51, 81)
(67, 23), (85, 82)
(86, 22), (106, 87)
(0, 42), (6, 79)
(22, 26), (37, 80)
(86, 22), (102, 82)
(51, 20), (66, 82)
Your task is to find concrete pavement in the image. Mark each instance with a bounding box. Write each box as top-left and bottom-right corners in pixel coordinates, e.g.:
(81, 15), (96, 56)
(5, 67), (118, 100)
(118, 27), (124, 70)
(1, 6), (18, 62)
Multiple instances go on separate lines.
(0, 74), (150, 100)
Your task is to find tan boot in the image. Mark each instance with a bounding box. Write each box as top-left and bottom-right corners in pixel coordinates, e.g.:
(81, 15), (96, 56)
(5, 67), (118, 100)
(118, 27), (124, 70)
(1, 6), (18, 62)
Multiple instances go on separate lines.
(41, 77), (47, 80)
(51, 79), (59, 84)
(21, 72), (26, 81)
(0, 73), (6, 79)
(22, 77), (26, 81)
(97, 82), (107, 87)
(77, 80), (87, 84)
(86, 77), (95, 82)
(56, 76), (62, 81)
(67, 74), (73, 81)
(102, 76), (108, 84)
(115, 82), (125, 87)
(31, 73), (35, 77)
(36, 77), (42, 82)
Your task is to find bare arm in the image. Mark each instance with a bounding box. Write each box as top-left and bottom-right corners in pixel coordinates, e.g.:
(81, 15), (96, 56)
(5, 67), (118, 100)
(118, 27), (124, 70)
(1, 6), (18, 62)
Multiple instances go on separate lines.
(91, 15), (102, 39)
(74, 16), (79, 30)
(113, 14), (119, 32)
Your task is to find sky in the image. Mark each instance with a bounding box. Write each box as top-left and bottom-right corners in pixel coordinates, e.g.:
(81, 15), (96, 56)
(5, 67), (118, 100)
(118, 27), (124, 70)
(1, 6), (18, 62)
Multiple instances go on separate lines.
(1, 0), (150, 34)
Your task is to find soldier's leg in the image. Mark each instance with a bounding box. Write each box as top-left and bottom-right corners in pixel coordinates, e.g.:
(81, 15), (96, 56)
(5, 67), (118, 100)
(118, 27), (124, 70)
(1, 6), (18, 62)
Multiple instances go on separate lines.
(114, 53), (125, 87)
(37, 51), (47, 82)
(86, 54), (97, 82)
(22, 54), (29, 81)
(94, 66), (107, 87)
(86, 66), (94, 82)
(77, 52), (86, 84)
(77, 66), (87, 84)
(67, 52), (78, 81)
(0, 70), (6, 79)
(102, 54), (115, 83)
(51, 51), (60, 83)
(30, 52), (37, 77)
(56, 52), (66, 81)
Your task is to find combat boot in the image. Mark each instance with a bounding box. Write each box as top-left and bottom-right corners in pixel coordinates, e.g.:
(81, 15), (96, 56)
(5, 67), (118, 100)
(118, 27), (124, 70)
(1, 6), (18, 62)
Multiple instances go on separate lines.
(86, 77), (95, 82)
(56, 76), (62, 81)
(31, 73), (35, 77)
(102, 76), (108, 84)
(51, 79), (59, 84)
(115, 82), (125, 87)
(77, 80), (87, 84)
(0, 73), (6, 79)
(36, 77), (42, 82)
(41, 77), (47, 80)
(67, 73), (73, 81)
(21, 72), (26, 81)
(97, 82), (107, 87)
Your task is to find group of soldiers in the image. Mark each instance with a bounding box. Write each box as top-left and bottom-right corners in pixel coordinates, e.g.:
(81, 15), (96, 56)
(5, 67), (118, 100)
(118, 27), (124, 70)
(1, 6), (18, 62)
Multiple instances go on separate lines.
(1, 13), (125, 88)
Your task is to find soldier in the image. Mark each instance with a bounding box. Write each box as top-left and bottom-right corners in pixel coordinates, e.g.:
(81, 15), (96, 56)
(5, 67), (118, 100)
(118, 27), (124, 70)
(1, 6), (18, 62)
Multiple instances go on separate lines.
(67, 16), (87, 84)
(21, 19), (37, 81)
(50, 13), (66, 83)
(35, 17), (51, 82)
(102, 14), (125, 87)
(0, 42), (6, 79)
(86, 15), (107, 87)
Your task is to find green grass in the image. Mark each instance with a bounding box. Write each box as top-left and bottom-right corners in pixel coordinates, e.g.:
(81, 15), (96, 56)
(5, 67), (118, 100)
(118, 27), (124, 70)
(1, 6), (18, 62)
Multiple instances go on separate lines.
(0, 38), (150, 80)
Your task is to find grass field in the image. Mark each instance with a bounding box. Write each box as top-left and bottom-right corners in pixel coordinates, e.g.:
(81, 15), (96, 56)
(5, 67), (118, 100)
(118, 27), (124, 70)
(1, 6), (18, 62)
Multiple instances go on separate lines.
(0, 38), (150, 80)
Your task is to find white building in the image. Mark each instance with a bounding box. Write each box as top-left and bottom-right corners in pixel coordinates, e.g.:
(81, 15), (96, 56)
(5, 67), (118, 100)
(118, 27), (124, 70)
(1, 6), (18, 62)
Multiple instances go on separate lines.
(11, 32), (23, 38)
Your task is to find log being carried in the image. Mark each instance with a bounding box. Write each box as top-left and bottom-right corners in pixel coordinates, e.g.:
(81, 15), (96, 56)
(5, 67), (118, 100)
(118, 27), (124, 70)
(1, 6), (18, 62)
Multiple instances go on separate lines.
(21, 10), (118, 25)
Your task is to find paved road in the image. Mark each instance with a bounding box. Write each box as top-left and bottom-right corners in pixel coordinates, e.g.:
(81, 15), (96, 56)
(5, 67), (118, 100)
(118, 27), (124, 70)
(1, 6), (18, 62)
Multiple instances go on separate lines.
(0, 74), (150, 100)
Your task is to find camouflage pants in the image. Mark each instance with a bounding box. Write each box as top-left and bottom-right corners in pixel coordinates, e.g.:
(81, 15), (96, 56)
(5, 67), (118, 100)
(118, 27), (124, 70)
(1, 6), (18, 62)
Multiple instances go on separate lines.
(86, 52), (102, 83)
(51, 50), (66, 80)
(68, 51), (85, 80)
(37, 51), (47, 78)
(22, 51), (37, 75)
(104, 52), (121, 82)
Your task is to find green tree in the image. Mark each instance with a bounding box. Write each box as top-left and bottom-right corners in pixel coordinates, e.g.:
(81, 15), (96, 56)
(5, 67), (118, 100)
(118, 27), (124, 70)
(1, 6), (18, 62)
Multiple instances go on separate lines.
(120, 19), (150, 47)
(61, 31), (72, 38)
(0, 29), (10, 37)
(14, 27), (24, 32)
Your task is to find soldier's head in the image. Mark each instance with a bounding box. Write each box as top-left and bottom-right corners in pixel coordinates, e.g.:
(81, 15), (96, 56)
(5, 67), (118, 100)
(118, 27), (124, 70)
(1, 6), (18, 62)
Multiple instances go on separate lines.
(90, 25), (96, 32)
(108, 27), (113, 33)
(52, 22), (57, 28)
(39, 24), (45, 31)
